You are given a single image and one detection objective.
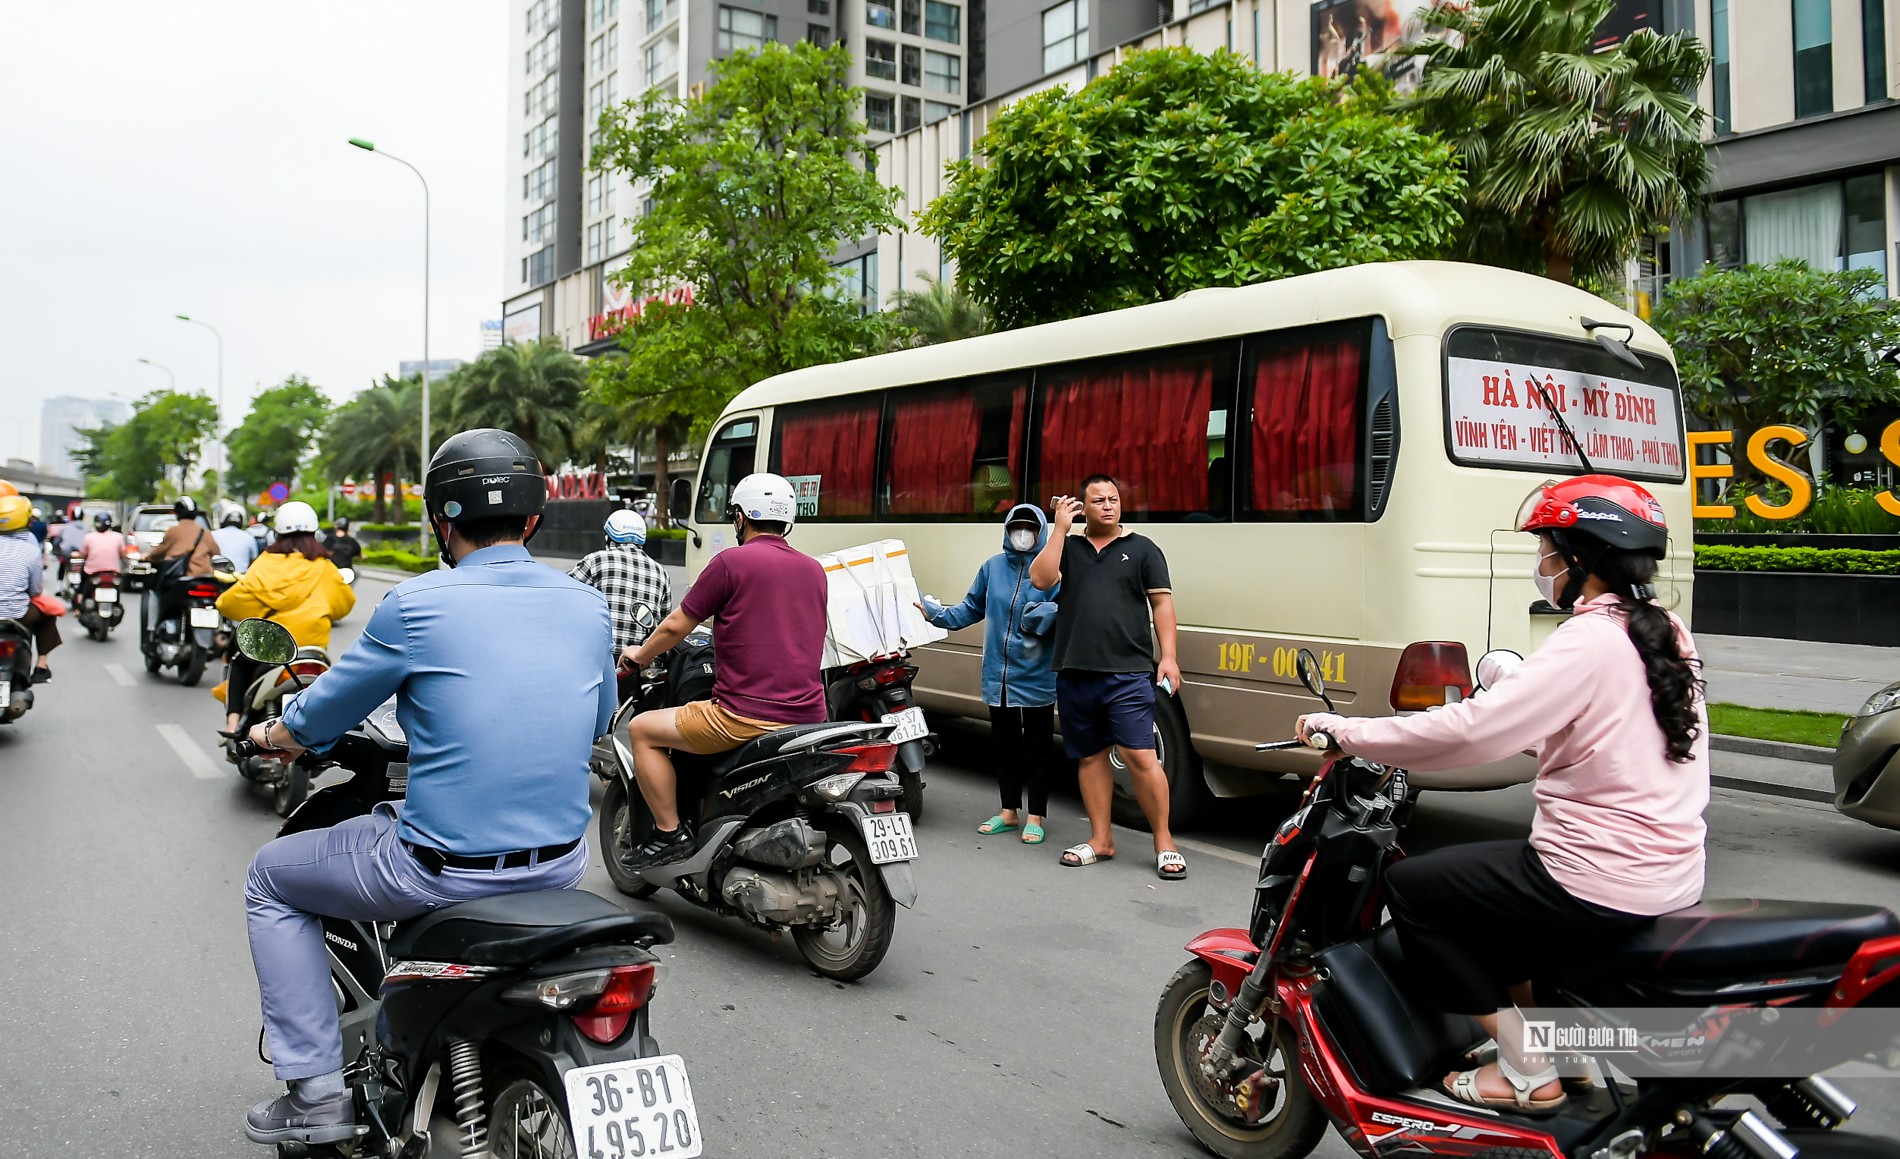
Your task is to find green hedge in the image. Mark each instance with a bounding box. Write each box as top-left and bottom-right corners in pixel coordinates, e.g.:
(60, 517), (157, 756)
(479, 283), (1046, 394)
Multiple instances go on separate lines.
(1694, 544), (1900, 575)
(357, 549), (438, 574)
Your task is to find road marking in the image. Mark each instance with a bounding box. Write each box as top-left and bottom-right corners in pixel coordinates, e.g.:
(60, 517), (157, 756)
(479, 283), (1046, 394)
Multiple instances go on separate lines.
(156, 723), (225, 780)
(1173, 837), (1260, 867)
(103, 663), (137, 687)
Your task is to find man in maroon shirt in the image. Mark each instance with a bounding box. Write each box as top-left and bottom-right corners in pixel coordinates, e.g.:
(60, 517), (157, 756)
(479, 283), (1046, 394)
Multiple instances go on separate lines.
(620, 473), (828, 867)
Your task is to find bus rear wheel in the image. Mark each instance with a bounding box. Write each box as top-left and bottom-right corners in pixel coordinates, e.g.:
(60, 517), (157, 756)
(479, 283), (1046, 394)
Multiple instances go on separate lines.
(1109, 694), (1209, 832)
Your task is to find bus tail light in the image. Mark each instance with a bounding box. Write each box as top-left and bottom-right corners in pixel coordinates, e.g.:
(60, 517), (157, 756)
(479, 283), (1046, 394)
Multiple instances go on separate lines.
(1390, 642), (1472, 711)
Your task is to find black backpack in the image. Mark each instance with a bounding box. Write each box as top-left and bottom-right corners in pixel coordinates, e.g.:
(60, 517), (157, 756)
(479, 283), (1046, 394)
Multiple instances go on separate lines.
(663, 630), (717, 709)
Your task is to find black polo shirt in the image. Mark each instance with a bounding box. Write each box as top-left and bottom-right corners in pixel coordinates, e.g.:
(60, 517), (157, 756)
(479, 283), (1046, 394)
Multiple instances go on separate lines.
(1051, 530), (1171, 673)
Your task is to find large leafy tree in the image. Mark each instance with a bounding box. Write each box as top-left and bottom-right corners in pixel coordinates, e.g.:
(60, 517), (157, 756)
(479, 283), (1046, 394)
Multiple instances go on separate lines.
(73, 390), (219, 501)
(322, 379), (413, 524)
(1396, 0), (1709, 283)
(921, 49), (1467, 328)
(578, 366), (698, 526)
(450, 339), (585, 466)
(224, 375), (330, 498)
(1653, 263), (1900, 445)
(589, 41), (901, 426)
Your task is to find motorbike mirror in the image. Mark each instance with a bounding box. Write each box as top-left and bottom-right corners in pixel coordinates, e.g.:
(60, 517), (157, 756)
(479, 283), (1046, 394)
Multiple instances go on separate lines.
(1295, 647), (1335, 712)
(633, 603), (656, 627)
(1474, 649), (1525, 692)
(235, 618), (296, 665)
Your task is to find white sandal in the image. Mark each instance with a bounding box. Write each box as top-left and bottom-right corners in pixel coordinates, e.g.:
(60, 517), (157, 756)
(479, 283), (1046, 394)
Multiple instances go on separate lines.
(1155, 850), (1188, 880)
(1059, 842), (1113, 867)
(1442, 1054), (1567, 1115)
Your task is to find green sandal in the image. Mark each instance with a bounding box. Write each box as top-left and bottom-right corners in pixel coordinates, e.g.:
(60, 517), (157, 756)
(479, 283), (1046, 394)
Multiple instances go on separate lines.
(1021, 821), (1046, 844)
(977, 814), (1019, 835)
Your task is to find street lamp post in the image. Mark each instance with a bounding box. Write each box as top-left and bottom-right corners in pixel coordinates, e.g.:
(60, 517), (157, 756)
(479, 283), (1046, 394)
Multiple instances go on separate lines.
(136, 358), (175, 390)
(349, 137), (431, 555)
(174, 315), (224, 507)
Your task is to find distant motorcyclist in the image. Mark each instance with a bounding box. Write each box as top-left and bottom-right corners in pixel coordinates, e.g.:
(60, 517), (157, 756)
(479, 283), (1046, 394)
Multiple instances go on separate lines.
(214, 510), (259, 574)
(27, 506), (47, 544)
(55, 511), (90, 561)
(236, 429), (614, 1146)
(76, 512), (127, 605)
(619, 473), (828, 869)
(144, 498), (216, 643)
(320, 517), (361, 572)
(0, 496), (58, 683)
(569, 508), (672, 665)
(214, 502), (355, 737)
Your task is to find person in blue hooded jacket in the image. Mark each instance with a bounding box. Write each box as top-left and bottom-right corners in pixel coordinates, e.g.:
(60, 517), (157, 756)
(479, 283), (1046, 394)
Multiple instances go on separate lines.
(917, 503), (1060, 844)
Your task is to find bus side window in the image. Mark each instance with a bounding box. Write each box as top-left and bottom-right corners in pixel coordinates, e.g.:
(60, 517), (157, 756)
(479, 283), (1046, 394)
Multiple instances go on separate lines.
(773, 396), (881, 518)
(1243, 320), (1373, 520)
(695, 417), (759, 524)
(882, 376), (1029, 518)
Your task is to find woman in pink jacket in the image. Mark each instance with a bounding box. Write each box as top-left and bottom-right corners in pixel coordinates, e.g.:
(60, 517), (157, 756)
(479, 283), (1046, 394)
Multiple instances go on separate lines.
(1298, 475), (1708, 1116)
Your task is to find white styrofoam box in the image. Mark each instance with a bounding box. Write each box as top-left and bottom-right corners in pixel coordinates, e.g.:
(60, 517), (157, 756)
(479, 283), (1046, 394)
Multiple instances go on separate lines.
(815, 538), (948, 668)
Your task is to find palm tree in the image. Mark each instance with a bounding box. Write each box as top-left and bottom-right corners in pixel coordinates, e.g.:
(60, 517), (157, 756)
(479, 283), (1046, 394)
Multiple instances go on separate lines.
(888, 273), (992, 346)
(571, 387), (697, 527)
(323, 380), (411, 524)
(451, 339), (586, 466)
(1398, 0), (1709, 284)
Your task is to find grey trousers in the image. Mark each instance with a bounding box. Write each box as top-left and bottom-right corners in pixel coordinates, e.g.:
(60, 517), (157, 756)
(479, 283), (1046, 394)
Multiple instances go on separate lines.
(244, 803), (587, 1079)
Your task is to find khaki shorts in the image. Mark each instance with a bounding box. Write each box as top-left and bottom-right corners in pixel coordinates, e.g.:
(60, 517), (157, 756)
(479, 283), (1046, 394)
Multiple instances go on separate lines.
(673, 699), (786, 754)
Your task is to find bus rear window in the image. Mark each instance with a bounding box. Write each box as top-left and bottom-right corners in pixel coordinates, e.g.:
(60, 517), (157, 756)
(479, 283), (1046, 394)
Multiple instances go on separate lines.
(1442, 327), (1685, 482)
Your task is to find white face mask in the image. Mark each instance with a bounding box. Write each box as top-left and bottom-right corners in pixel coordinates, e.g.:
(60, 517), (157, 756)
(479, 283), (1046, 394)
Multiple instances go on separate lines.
(1008, 528), (1038, 552)
(1533, 548), (1567, 607)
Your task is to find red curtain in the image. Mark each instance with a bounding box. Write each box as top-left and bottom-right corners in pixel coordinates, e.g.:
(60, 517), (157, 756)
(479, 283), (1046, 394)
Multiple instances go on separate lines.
(777, 399), (879, 517)
(1250, 332), (1363, 514)
(1039, 358), (1212, 512)
(886, 390), (984, 515)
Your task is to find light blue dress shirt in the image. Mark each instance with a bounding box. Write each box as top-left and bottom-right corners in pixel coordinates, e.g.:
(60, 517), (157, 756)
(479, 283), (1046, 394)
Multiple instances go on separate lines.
(280, 544), (616, 855)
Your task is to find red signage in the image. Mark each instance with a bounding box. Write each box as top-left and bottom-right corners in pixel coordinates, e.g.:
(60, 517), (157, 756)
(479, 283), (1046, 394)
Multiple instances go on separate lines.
(547, 471), (608, 501)
(587, 286), (695, 342)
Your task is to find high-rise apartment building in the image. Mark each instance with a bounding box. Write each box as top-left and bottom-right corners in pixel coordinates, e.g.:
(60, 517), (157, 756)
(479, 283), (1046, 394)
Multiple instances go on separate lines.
(38, 395), (130, 478)
(502, 0), (969, 353)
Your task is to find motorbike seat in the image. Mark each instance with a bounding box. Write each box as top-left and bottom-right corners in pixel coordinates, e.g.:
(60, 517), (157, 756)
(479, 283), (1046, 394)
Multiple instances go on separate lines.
(387, 889), (675, 966)
(1603, 898), (1900, 978)
(704, 721), (872, 777)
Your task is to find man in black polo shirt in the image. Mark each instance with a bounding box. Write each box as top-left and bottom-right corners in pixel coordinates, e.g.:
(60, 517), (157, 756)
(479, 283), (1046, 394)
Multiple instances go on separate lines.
(1030, 474), (1186, 880)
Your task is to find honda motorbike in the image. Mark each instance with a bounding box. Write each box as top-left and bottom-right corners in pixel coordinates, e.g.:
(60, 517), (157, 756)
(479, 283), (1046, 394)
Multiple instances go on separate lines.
(592, 607), (918, 981)
(228, 619), (699, 1159)
(224, 643), (332, 816)
(826, 651), (931, 820)
(140, 562), (231, 686)
(75, 570), (125, 641)
(0, 618), (36, 725)
(59, 550), (86, 601)
(1156, 647), (1900, 1159)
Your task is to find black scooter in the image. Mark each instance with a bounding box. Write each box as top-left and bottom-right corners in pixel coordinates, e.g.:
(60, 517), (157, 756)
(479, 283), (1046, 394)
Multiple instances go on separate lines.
(0, 618), (37, 725)
(826, 651), (932, 820)
(592, 608), (918, 981)
(229, 620), (696, 1159)
(141, 556), (232, 686)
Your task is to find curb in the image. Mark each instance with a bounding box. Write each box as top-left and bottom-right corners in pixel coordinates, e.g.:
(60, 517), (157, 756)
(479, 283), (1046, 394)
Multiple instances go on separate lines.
(1711, 774), (1834, 805)
(1710, 734), (1835, 766)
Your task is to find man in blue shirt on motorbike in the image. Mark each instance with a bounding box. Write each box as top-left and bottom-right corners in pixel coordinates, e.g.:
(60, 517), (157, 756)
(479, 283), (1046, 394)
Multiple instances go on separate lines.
(238, 428), (617, 1146)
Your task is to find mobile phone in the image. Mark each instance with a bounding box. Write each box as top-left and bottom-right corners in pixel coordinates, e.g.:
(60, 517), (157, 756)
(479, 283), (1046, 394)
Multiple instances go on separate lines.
(1158, 677), (1174, 695)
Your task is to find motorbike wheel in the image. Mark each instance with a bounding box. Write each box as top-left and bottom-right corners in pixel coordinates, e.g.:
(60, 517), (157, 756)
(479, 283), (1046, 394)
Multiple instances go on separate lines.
(88, 623), (108, 643)
(1111, 694), (1210, 833)
(179, 643), (206, 687)
(272, 762), (310, 818)
(1154, 961), (1327, 1159)
(792, 823), (896, 982)
(488, 1066), (577, 1159)
(144, 647), (162, 673)
(599, 778), (659, 900)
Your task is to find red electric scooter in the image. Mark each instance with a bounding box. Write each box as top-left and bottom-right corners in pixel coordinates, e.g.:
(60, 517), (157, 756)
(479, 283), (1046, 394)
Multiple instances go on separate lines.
(1157, 647), (1900, 1159)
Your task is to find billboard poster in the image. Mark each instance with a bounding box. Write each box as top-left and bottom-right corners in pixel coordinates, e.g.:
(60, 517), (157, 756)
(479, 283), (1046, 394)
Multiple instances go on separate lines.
(1311, 0), (1432, 94)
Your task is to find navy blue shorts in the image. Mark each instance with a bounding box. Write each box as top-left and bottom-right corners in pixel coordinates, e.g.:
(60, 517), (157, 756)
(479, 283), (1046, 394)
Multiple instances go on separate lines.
(1056, 670), (1156, 759)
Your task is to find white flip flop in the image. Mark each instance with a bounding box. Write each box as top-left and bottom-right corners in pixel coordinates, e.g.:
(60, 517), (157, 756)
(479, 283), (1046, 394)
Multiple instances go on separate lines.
(1155, 850), (1188, 880)
(1059, 842), (1113, 867)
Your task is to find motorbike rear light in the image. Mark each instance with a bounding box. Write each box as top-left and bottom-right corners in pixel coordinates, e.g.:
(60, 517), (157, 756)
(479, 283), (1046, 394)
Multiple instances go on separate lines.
(872, 665), (905, 686)
(857, 676), (878, 691)
(186, 584), (221, 599)
(95, 573), (118, 587)
(1389, 641), (1472, 711)
(570, 963), (656, 1044)
(833, 743), (897, 773)
(287, 662), (329, 680)
(810, 772), (866, 800)
(0, 640), (15, 661)
(871, 799), (896, 814)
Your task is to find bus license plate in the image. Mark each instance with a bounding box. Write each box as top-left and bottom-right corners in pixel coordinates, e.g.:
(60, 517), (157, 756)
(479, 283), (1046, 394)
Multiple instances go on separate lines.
(94, 588), (119, 603)
(880, 707), (928, 744)
(860, 812), (918, 864)
(563, 1054), (702, 1159)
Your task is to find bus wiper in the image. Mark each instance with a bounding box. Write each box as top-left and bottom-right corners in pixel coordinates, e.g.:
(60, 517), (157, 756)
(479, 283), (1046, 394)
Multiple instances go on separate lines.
(1525, 374), (1595, 475)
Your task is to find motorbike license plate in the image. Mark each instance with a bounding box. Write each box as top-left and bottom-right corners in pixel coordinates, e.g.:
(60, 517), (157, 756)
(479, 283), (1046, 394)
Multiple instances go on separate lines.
(860, 812), (918, 864)
(93, 588), (119, 604)
(563, 1054), (702, 1159)
(880, 706), (928, 744)
(188, 607), (220, 629)
(0, 682), (8, 710)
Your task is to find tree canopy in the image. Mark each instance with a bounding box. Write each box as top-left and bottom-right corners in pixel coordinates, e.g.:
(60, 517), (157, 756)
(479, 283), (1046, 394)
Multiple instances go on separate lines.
(920, 49), (1467, 328)
(588, 41), (900, 425)
(223, 375), (330, 498)
(450, 338), (586, 466)
(1396, 0), (1709, 283)
(73, 390), (219, 502)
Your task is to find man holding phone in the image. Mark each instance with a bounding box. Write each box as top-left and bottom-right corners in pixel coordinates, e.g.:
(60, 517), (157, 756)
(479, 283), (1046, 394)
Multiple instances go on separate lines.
(1030, 474), (1187, 880)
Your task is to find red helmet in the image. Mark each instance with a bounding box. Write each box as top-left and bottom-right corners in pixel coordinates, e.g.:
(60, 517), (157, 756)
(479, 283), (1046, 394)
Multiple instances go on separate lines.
(1516, 475), (1668, 560)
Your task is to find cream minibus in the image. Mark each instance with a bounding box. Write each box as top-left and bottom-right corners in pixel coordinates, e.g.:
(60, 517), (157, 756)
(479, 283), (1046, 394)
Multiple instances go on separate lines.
(675, 261), (1692, 828)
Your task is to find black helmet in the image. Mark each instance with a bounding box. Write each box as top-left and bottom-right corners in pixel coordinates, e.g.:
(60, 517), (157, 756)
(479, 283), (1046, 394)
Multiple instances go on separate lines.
(93, 512), (113, 530)
(425, 428), (547, 526)
(334, 517), (350, 532)
(174, 496), (200, 519)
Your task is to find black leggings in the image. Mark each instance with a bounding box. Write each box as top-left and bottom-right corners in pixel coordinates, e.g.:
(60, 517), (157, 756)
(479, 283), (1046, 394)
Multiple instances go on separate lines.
(1385, 840), (1654, 1015)
(987, 703), (1054, 816)
(226, 653), (267, 716)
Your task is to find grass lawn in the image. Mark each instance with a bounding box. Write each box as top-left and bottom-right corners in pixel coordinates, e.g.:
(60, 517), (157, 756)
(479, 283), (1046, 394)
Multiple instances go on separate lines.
(1707, 703), (1848, 749)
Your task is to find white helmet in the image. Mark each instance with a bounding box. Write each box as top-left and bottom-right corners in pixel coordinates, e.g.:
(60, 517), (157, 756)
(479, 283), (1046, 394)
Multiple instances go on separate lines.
(727, 472), (799, 529)
(605, 508), (647, 545)
(274, 501), (320, 534)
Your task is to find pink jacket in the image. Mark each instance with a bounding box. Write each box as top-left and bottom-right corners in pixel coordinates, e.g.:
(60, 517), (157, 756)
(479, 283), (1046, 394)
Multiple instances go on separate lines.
(1306, 595), (1709, 916)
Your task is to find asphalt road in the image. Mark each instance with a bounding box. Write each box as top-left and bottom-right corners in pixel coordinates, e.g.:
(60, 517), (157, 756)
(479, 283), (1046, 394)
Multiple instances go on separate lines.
(3, 568), (1899, 1158)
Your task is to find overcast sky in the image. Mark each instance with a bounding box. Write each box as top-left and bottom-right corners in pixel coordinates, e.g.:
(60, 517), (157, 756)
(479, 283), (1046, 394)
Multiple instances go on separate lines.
(0, 1), (508, 467)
